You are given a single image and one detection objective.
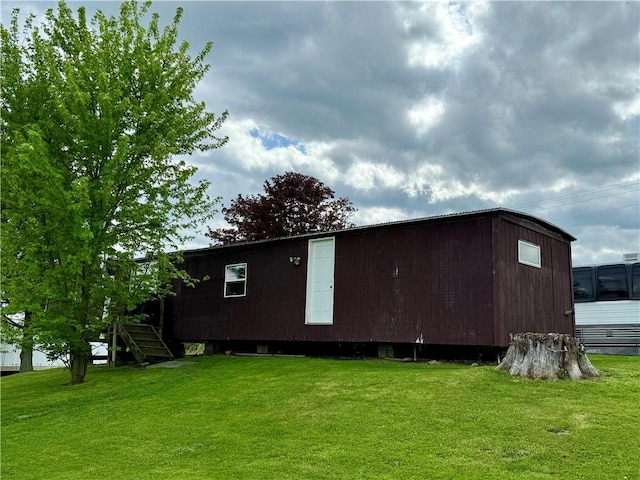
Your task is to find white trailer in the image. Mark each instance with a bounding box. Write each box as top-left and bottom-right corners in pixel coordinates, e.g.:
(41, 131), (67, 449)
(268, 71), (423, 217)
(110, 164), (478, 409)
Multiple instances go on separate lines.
(1, 342), (108, 375)
(0, 343), (65, 374)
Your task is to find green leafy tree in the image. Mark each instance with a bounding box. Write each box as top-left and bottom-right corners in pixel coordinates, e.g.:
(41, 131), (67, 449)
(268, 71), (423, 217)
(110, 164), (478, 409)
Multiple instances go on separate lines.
(0, 0), (227, 383)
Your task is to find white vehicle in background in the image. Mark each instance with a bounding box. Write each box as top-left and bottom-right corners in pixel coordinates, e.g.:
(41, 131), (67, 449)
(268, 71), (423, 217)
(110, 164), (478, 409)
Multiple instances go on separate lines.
(1, 312), (108, 375)
(0, 343), (65, 375)
(1, 342), (108, 376)
(573, 253), (640, 355)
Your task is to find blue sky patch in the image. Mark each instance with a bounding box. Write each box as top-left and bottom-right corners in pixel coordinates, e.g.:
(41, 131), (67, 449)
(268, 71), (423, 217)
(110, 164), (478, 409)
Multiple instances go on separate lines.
(249, 128), (307, 154)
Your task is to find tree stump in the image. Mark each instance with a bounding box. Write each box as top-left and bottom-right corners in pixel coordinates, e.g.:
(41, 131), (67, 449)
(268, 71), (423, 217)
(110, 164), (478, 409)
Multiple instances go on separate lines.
(496, 333), (600, 379)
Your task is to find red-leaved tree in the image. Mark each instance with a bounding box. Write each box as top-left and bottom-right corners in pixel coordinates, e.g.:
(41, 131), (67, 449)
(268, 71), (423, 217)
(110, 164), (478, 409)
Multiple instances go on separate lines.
(207, 172), (356, 244)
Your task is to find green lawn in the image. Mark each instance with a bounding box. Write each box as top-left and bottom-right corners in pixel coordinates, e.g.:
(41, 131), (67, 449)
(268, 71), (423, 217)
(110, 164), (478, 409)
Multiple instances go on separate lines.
(1, 354), (639, 479)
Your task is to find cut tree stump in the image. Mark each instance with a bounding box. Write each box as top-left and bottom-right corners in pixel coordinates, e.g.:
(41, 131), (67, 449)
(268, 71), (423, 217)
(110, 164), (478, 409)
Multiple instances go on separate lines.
(496, 332), (600, 380)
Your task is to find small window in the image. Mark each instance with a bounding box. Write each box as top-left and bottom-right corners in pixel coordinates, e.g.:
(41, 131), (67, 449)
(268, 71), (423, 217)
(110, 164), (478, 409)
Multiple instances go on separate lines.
(597, 265), (628, 300)
(518, 240), (541, 268)
(573, 267), (594, 302)
(224, 263), (247, 297)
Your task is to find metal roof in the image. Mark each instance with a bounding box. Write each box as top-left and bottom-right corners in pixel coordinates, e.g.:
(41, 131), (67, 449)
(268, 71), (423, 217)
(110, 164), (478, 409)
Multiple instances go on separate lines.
(184, 207), (576, 255)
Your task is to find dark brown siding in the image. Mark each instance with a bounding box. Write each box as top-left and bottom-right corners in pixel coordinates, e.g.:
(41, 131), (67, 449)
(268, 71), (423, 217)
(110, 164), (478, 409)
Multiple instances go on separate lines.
(168, 239), (308, 342)
(492, 214), (574, 346)
(166, 217), (497, 346)
(163, 210), (574, 348)
(332, 217), (495, 345)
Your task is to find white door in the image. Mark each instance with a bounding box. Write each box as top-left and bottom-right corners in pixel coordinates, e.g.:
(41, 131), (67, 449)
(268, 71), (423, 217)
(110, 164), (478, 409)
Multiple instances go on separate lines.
(305, 238), (335, 325)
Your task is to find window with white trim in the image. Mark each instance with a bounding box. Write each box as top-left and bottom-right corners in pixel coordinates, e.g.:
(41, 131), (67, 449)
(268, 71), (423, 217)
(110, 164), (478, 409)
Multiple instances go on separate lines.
(224, 263), (247, 297)
(518, 240), (541, 268)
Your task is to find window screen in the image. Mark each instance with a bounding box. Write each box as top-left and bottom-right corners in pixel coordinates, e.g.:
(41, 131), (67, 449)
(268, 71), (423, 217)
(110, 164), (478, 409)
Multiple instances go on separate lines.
(518, 240), (541, 268)
(596, 265), (628, 300)
(224, 263), (247, 297)
(573, 268), (594, 301)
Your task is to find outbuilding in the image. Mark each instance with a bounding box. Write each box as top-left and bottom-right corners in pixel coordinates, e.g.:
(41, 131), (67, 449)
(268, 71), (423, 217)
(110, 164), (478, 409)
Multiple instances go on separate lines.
(155, 208), (576, 358)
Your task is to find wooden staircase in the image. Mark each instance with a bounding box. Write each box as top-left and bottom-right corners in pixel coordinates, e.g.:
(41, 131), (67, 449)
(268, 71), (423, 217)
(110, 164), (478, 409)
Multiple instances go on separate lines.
(117, 324), (174, 364)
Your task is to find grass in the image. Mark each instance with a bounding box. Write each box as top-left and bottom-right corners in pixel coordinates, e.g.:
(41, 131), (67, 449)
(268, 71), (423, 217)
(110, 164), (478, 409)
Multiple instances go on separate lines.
(1, 354), (639, 480)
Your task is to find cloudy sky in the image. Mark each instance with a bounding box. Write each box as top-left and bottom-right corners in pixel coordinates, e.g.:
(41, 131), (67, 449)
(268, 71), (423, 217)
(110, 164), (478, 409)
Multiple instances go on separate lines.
(4, 1), (639, 266)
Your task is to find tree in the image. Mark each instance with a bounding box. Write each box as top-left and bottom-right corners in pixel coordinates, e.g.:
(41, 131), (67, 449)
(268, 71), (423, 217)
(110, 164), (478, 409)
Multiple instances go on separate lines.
(0, 0), (227, 384)
(496, 333), (600, 380)
(1, 312), (34, 373)
(206, 172), (356, 244)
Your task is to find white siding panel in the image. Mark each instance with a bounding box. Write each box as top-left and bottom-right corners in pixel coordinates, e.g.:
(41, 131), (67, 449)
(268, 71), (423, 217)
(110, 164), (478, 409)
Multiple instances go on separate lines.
(575, 300), (640, 326)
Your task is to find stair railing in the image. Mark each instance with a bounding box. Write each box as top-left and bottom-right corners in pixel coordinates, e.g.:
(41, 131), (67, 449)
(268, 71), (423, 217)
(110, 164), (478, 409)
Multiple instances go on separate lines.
(147, 324), (175, 359)
(116, 323), (146, 364)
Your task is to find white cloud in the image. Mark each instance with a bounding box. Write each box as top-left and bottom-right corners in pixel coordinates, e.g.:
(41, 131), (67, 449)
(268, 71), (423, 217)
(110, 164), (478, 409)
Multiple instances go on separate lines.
(219, 118), (340, 182)
(353, 206), (414, 226)
(572, 225), (640, 266)
(404, 2), (487, 70)
(407, 97), (446, 136)
(613, 94), (640, 122)
(342, 158), (529, 207)
(344, 161), (405, 191)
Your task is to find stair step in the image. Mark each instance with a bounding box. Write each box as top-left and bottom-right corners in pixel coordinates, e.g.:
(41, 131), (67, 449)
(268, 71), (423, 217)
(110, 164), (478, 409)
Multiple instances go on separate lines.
(129, 334), (160, 341)
(124, 326), (156, 334)
(134, 338), (163, 344)
(141, 350), (173, 357)
(118, 323), (174, 363)
(137, 342), (166, 349)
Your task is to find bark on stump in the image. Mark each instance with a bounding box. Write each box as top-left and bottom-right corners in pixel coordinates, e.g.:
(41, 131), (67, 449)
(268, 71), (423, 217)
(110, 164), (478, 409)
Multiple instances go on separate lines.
(496, 333), (600, 380)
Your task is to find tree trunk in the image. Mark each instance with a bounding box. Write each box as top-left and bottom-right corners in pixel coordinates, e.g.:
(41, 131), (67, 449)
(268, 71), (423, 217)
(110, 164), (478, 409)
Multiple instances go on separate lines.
(19, 311), (34, 373)
(70, 345), (90, 384)
(19, 343), (34, 373)
(497, 333), (600, 380)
